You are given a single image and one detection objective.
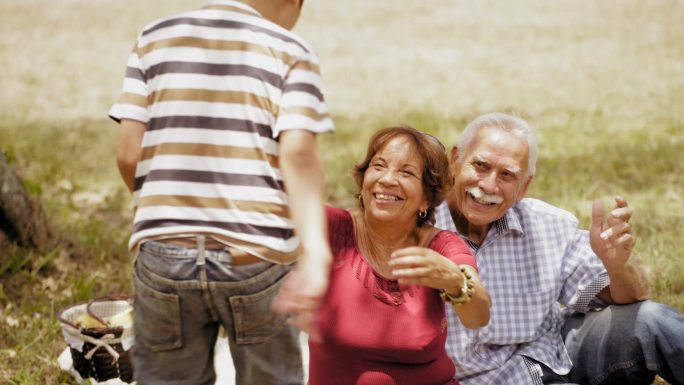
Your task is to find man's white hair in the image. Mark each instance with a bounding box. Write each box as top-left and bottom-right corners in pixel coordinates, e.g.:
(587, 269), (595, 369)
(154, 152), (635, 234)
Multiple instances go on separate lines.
(457, 112), (538, 178)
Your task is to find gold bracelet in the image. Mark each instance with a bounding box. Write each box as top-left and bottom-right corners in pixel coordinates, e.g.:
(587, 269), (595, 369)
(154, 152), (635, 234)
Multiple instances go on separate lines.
(439, 266), (475, 305)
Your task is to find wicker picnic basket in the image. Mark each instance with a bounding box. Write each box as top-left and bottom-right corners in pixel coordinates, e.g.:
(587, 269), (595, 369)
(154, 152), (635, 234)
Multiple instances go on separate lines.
(58, 295), (135, 383)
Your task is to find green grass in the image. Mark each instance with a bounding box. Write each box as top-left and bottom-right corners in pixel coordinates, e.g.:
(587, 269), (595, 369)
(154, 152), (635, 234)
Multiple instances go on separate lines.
(1, 0), (683, 383)
(0, 118), (133, 383)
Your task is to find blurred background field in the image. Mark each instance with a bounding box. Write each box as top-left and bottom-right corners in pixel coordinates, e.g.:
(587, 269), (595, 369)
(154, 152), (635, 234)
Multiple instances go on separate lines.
(0, 0), (682, 383)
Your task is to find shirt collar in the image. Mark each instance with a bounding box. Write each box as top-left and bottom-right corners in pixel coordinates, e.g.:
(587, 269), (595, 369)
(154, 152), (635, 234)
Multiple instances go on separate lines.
(204, 0), (262, 17)
(501, 200), (524, 236)
(436, 201), (525, 245)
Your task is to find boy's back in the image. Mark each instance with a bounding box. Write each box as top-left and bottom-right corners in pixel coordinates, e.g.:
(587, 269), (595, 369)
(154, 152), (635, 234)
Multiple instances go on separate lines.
(110, 1), (333, 384)
(110, 1), (332, 261)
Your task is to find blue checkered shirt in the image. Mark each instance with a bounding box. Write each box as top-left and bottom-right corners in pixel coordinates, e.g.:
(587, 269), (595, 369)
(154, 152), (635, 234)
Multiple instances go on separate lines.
(435, 199), (609, 385)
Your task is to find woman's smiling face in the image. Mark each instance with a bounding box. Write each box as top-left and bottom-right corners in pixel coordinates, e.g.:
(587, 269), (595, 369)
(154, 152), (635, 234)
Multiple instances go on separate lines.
(361, 136), (429, 226)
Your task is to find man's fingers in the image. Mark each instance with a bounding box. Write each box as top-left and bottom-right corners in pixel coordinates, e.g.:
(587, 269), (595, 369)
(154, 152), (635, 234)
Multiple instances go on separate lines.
(614, 233), (636, 249)
(593, 197), (633, 234)
(608, 206), (633, 224)
(599, 223), (633, 251)
(591, 199), (606, 234)
(606, 196), (632, 226)
(614, 195), (628, 208)
(600, 222), (631, 241)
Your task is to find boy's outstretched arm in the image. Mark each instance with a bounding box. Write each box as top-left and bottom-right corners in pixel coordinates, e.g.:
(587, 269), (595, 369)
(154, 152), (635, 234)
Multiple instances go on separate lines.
(272, 129), (332, 335)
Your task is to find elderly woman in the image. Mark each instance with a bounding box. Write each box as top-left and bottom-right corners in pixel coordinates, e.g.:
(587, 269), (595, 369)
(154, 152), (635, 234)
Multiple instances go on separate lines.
(307, 126), (491, 385)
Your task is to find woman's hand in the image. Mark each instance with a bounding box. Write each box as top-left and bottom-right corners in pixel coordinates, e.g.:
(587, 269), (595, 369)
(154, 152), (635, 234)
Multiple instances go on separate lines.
(389, 246), (491, 329)
(388, 246), (462, 290)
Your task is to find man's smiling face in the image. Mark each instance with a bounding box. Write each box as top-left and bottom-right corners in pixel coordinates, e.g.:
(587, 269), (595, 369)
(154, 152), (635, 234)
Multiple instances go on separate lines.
(449, 127), (532, 228)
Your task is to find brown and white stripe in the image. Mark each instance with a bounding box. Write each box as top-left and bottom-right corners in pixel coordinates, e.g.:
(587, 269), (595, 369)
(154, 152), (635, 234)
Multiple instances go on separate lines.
(109, 0), (333, 263)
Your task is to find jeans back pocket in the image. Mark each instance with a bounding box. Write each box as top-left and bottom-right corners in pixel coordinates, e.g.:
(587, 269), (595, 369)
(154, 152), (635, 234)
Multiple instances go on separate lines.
(133, 270), (183, 352)
(230, 280), (287, 345)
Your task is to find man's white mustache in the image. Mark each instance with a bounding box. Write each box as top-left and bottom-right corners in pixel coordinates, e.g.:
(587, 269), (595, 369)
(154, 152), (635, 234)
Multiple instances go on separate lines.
(466, 186), (504, 204)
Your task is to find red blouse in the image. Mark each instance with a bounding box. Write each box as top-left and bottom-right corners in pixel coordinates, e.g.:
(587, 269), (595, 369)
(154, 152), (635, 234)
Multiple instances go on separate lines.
(308, 207), (476, 385)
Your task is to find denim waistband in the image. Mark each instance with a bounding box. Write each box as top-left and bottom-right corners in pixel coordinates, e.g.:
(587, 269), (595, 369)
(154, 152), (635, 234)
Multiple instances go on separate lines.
(141, 239), (234, 262)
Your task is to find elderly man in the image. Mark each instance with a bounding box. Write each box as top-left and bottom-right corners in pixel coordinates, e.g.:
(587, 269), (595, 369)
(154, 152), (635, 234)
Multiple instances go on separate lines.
(435, 112), (684, 385)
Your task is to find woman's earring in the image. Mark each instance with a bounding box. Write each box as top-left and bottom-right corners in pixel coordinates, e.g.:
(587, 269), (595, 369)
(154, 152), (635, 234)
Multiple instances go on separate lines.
(418, 209), (428, 219)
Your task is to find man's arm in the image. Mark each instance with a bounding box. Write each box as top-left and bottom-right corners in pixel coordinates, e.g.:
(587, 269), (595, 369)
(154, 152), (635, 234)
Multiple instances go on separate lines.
(590, 196), (649, 304)
(272, 129), (332, 335)
(116, 119), (146, 192)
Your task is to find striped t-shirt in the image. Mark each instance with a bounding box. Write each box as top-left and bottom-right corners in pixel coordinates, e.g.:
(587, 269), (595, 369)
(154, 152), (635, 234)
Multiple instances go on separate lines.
(109, 0), (334, 263)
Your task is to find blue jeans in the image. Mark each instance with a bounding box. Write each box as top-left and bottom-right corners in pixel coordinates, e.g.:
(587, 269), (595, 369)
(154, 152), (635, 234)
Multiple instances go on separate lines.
(562, 301), (684, 385)
(131, 238), (303, 385)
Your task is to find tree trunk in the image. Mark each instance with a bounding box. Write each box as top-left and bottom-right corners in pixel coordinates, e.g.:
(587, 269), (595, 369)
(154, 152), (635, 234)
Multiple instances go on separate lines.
(0, 152), (54, 250)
